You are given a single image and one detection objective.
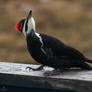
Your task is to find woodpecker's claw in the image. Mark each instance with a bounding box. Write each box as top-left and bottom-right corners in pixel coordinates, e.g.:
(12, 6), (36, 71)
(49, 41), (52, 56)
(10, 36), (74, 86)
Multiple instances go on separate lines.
(25, 65), (44, 71)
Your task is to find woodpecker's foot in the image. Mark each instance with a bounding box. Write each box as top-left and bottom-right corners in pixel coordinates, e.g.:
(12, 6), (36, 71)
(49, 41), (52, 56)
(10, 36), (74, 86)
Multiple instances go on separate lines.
(25, 65), (44, 71)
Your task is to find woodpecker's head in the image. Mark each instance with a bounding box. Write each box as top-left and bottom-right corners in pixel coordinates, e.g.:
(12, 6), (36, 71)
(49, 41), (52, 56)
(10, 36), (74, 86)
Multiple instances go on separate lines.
(15, 10), (35, 37)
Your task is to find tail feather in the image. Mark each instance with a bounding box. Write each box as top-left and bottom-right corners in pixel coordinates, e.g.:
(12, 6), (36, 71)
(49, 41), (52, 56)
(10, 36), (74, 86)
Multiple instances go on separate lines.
(86, 59), (92, 63)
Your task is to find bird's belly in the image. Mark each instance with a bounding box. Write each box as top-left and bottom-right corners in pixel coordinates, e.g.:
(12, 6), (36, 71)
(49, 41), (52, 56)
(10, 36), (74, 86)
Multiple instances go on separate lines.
(28, 46), (47, 64)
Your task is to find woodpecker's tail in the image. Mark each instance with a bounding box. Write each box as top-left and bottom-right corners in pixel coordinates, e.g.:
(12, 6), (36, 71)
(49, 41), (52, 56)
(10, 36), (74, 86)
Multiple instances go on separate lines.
(86, 59), (92, 63)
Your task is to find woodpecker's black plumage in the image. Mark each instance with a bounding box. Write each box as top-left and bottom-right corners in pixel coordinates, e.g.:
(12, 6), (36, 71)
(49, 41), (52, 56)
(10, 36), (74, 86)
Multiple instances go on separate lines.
(16, 10), (92, 70)
(26, 30), (92, 70)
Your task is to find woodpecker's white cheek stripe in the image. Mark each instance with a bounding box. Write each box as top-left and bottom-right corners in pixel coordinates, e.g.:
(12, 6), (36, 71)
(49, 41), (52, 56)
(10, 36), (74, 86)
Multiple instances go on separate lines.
(23, 20), (27, 37)
(31, 17), (35, 31)
(27, 17), (35, 34)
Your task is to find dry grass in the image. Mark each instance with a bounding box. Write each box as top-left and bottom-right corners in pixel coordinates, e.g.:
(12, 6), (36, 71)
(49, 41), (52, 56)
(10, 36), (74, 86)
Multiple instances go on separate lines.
(0, 0), (92, 64)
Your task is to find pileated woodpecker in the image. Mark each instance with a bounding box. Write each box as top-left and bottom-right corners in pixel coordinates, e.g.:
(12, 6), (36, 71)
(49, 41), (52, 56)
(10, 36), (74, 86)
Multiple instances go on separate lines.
(15, 10), (92, 71)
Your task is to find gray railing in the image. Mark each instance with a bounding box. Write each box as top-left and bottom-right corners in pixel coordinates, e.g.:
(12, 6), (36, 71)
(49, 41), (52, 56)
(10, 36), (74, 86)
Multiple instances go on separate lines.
(0, 62), (92, 92)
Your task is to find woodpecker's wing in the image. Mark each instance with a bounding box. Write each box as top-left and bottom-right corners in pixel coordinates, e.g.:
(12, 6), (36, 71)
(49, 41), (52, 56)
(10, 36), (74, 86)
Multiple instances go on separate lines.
(40, 34), (85, 60)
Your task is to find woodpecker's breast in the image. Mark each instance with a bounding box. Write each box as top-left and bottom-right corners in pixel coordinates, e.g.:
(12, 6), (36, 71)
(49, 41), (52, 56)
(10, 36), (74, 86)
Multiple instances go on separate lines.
(26, 32), (48, 63)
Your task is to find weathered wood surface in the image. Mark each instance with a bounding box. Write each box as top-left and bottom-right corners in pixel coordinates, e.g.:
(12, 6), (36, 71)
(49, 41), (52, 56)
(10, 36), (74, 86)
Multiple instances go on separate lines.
(0, 62), (92, 92)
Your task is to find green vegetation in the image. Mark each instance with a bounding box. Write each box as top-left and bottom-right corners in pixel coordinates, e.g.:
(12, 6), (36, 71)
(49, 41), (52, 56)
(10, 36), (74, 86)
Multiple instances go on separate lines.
(0, 0), (92, 64)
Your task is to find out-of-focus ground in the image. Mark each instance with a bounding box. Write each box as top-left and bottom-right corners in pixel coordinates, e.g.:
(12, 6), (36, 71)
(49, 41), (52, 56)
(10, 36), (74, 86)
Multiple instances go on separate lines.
(0, 0), (92, 64)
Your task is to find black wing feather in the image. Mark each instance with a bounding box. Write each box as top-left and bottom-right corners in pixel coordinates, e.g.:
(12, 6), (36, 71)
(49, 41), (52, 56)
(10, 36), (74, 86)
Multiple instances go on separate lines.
(40, 33), (85, 60)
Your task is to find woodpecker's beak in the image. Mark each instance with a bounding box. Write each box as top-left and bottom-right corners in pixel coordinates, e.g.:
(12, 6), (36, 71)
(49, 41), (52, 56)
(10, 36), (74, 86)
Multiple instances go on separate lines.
(27, 10), (32, 20)
(15, 22), (21, 33)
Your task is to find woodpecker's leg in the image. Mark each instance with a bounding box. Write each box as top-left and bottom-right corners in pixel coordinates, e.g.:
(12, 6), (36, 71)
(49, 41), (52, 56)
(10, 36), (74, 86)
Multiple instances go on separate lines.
(26, 65), (44, 71)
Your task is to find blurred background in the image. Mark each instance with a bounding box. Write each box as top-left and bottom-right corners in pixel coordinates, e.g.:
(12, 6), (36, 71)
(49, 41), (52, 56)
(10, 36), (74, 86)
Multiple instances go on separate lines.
(0, 0), (92, 64)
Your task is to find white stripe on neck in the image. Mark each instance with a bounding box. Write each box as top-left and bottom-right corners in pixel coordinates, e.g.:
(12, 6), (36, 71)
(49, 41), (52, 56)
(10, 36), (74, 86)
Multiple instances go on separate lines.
(35, 33), (46, 55)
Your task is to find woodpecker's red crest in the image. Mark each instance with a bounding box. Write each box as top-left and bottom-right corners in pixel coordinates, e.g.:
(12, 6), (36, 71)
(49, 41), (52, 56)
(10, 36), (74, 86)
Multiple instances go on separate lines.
(15, 22), (21, 32)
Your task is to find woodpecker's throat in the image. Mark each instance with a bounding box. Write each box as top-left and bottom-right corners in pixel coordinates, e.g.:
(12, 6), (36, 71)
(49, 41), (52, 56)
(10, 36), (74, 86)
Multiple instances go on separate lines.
(22, 17), (36, 37)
